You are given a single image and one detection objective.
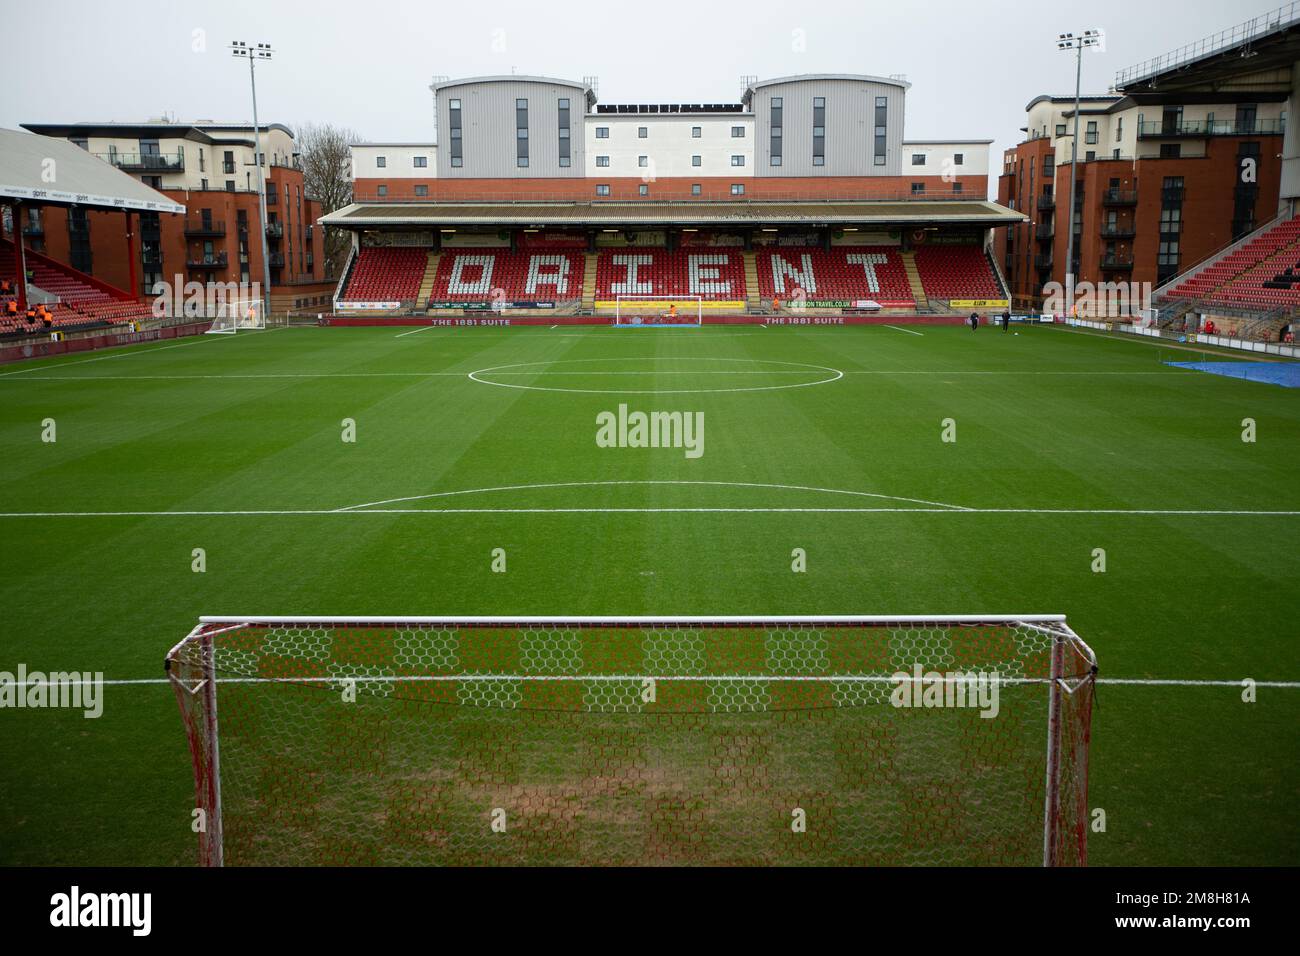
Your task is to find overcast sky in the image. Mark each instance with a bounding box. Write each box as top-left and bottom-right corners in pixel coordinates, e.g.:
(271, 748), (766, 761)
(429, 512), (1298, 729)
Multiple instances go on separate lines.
(0, 0), (1272, 197)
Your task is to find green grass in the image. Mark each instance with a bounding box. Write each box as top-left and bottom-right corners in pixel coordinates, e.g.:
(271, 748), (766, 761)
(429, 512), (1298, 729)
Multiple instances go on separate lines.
(0, 321), (1297, 866)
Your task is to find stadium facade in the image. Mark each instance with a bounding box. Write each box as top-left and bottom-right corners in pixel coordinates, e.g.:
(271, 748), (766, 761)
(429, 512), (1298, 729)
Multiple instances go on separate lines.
(997, 4), (1300, 336)
(322, 74), (1021, 320)
(18, 121), (333, 311)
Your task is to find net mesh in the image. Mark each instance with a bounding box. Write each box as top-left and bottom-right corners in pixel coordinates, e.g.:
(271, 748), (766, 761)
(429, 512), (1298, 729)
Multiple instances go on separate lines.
(167, 619), (1096, 867)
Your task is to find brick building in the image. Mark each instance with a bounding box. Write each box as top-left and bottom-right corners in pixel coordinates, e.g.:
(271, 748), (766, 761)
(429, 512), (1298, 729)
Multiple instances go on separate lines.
(18, 121), (334, 311)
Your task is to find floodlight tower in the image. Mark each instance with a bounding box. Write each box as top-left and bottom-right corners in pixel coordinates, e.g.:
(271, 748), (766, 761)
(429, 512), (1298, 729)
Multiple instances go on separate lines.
(231, 40), (274, 322)
(1056, 29), (1104, 308)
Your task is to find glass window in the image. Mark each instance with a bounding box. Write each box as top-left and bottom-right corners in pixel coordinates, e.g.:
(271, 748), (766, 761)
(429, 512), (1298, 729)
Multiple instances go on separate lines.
(692, 127), (702, 138)
(414, 184), (428, 197)
(413, 156), (427, 168)
(639, 184), (648, 196)
(732, 126), (745, 137)
(691, 184), (702, 195)
(692, 155), (701, 167)
(731, 183), (745, 195)
(638, 156), (648, 167)
(638, 127), (648, 138)
(912, 154), (926, 166)
(731, 155), (744, 166)
(596, 184), (610, 196)
(376, 156), (386, 168)
(596, 156), (610, 167)
(596, 127), (609, 138)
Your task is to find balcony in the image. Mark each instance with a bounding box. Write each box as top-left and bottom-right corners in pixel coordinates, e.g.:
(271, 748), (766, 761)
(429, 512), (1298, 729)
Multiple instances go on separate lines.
(186, 253), (228, 270)
(1034, 254), (1054, 270)
(68, 221), (90, 237)
(1100, 253), (1135, 271)
(184, 219), (227, 237)
(1162, 186), (1186, 203)
(268, 252), (286, 268)
(97, 151), (184, 172)
(1138, 119), (1285, 139)
(265, 222), (284, 238)
(21, 222), (44, 237)
(1037, 195), (1056, 211)
(139, 223), (161, 242)
(1035, 224), (1055, 239)
(1101, 224), (1137, 239)
(1102, 189), (1138, 206)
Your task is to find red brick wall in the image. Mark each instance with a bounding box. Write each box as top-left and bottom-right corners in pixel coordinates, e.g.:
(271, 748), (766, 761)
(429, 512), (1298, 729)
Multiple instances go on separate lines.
(21, 167), (328, 300)
(352, 175), (989, 203)
(997, 135), (1281, 307)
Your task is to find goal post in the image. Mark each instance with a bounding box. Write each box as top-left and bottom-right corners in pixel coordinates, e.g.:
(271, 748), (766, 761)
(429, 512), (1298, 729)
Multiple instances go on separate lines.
(205, 299), (266, 334)
(614, 295), (703, 326)
(166, 615), (1097, 867)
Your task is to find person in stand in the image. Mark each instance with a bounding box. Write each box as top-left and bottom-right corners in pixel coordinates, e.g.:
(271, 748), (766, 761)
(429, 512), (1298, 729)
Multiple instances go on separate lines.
(969, 312), (979, 332)
(1001, 310), (1011, 333)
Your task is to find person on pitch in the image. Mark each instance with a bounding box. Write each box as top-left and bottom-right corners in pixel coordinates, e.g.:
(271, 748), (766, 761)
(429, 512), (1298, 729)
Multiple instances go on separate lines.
(969, 311), (979, 332)
(1001, 310), (1011, 332)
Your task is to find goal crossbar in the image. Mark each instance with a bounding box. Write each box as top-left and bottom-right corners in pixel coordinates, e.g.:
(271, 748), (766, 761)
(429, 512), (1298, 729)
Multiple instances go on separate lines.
(167, 615), (1097, 868)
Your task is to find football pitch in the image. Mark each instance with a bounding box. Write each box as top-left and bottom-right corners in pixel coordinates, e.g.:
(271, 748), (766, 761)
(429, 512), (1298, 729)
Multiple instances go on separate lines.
(0, 321), (1297, 866)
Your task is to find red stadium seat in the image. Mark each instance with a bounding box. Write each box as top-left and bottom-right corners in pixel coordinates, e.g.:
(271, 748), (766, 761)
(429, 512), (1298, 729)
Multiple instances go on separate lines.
(594, 249), (748, 301)
(912, 246), (1005, 302)
(432, 249), (586, 303)
(339, 247), (428, 304)
(755, 246), (914, 306)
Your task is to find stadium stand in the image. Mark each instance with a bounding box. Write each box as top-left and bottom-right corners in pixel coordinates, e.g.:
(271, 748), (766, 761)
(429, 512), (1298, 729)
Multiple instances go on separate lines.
(338, 247), (429, 304)
(756, 246), (914, 306)
(431, 249), (587, 303)
(594, 249), (748, 301)
(0, 238), (150, 334)
(1164, 216), (1300, 310)
(912, 245), (1006, 302)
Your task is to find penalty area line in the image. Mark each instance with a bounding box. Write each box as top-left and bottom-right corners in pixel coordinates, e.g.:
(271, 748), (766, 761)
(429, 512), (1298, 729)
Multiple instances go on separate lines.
(883, 325), (925, 337)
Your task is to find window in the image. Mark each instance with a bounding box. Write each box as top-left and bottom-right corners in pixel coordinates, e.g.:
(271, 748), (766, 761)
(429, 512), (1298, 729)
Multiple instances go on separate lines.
(638, 127), (648, 138)
(691, 155), (702, 167)
(1085, 150), (1096, 162)
(952, 182), (963, 194)
(1116, 117), (1124, 140)
(639, 184), (649, 196)
(732, 126), (745, 138)
(376, 156), (387, 168)
(874, 96), (887, 166)
(1056, 124), (1067, 138)
(449, 98), (463, 167)
(558, 98), (571, 167)
(377, 184), (388, 197)
(691, 184), (702, 196)
(731, 155), (745, 166)
(731, 183), (745, 195)
(692, 126), (702, 138)
(596, 156), (610, 167)
(813, 96), (826, 166)
(413, 156), (427, 168)
(596, 126), (609, 138)
(1085, 121), (1098, 145)
(516, 98), (529, 168)
(953, 153), (964, 166)
(912, 154), (926, 166)
(596, 184), (610, 196)
(414, 184), (428, 197)
(1159, 143), (1182, 159)
(911, 182), (925, 195)
(770, 97), (783, 167)
(638, 156), (648, 167)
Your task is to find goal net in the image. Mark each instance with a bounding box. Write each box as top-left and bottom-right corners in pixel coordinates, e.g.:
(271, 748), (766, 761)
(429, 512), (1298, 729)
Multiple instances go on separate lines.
(614, 295), (703, 326)
(166, 615), (1097, 867)
(206, 300), (266, 335)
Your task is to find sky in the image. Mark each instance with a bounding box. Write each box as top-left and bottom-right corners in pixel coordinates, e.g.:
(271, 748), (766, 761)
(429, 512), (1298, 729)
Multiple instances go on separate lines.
(0, 0), (1275, 198)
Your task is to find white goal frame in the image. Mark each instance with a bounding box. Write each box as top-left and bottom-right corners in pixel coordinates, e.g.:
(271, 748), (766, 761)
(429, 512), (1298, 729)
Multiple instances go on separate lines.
(206, 300), (266, 335)
(614, 294), (703, 326)
(167, 614), (1097, 868)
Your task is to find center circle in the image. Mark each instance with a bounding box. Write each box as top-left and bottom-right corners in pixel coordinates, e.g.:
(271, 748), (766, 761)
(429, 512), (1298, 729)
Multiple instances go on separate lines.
(466, 357), (844, 395)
